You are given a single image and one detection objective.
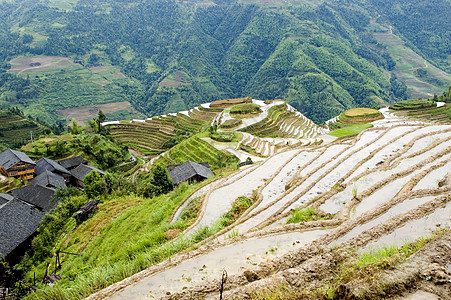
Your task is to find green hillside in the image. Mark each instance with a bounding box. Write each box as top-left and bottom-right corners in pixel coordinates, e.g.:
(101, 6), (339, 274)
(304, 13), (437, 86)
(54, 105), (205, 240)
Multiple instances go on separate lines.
(0, 0), (450, 124)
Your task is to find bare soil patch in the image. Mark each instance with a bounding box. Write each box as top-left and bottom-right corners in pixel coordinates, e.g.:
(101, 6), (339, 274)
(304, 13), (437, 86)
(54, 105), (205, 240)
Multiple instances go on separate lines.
(159, 78), (183, 87)
(58, 101), (132, 124)
(112, 72), (125, 78)
(210, 97), (252, 109)
(8, 56), (76, 73)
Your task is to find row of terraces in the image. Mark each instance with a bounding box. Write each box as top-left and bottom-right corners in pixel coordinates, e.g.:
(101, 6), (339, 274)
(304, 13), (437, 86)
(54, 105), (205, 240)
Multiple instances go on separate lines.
(93, 106), (451, 300)
(106, 110), (211, 156)
(239, 103), (325, 139)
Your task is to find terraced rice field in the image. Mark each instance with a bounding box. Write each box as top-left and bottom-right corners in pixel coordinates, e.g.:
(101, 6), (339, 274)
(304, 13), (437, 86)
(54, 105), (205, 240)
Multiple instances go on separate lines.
(106, 99), (325, 159)
(90, 108), (451, 300)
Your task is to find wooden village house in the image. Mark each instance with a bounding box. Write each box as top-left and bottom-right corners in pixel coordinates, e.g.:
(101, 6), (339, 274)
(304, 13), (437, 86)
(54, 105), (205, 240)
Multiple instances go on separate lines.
(167, 160), (213, 185)
(0, 149), (35, 180)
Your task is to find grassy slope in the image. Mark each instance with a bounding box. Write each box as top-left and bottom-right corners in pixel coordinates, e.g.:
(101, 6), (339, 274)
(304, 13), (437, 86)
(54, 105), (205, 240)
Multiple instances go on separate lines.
(329, 123), (372, 137)
(0, 109), (48, 151)
(373, 30), (451, 99)
(25, 183), (201, 299)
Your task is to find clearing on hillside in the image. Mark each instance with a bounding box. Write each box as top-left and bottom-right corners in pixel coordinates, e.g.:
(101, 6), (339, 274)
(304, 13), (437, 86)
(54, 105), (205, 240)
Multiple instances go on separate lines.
(8, 56), (77, 74)
(58, 101), (140, 124)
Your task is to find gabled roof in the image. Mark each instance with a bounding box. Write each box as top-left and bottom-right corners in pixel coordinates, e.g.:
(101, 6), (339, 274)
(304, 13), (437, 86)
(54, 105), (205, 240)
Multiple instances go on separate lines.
(0, 198), (44, 258)
(35, 157), (70, 176)
(10, 185), (57, 212)
(58, 156), (88, 170)
(0, 149), (35, 171)
(70, 164), (105, 182)
(167, 160), (213, 185)
(32, 170), (66, 189)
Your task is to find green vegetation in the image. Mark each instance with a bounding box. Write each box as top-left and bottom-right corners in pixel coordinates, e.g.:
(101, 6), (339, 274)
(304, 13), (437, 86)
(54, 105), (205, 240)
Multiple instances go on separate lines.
(0, 108), (51, 151)
(286, 207), (329, 224)
(210, 131), (237, 142)
(407, 104), (451, 123)
(329, 124), (372, 138)
(109, 113), (209, 156)
(393, 87), (451, 123)
(155, 134), (239, 171)
(0, 177), (23, 193)
(241, 104), (303, 138)
(219, 118), (242, 129)
(390, 99), (436, 110)
(3, 0), (449, 125)
(230, 103), (262, 115)
(17, 183), (254, 300)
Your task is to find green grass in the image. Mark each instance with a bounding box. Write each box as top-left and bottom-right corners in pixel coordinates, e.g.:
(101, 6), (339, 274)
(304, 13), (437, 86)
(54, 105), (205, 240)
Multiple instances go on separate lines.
(155, 134), (239, 171)
(249, 230), (447, 300)
(230, 103), (262, 115)
(287, 207), (318, 224)
(25, 187), (255, 300)
(25, 183), (199, 300)
(328, 124), (372, 137)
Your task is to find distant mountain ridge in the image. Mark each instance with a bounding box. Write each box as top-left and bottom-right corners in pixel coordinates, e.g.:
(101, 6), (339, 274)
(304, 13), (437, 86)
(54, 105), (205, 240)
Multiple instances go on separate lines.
(0, 0), (450, 125)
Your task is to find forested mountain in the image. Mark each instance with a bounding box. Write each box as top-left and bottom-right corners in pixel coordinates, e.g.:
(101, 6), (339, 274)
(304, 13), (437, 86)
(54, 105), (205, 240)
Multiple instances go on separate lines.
(0, 0), (450, 124)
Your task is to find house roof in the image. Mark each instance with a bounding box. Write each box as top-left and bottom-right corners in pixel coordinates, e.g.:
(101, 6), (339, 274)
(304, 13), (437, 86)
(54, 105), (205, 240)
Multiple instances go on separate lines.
(35, 157), (70, 176)
(0, 193), (13, 208)
(58, 156), (88, 170)
(10, 185), (57, 212)
(0, 149), (35, 171)
(0, 198), (44, 258)
(167, 160), (213, 185)
(70, 164), (105, 182)
(32, 170), (66, 189)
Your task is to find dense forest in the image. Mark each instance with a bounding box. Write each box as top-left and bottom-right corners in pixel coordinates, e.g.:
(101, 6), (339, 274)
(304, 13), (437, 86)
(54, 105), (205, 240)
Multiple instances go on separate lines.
(0, 0), (450, 125)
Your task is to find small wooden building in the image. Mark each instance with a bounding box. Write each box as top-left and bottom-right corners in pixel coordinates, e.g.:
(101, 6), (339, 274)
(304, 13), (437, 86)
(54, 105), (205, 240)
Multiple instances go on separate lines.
(167, 160), (213, 185)
(0, 149), (35, 180)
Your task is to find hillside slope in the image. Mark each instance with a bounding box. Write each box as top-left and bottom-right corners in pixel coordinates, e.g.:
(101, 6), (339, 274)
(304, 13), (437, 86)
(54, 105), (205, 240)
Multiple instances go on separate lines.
(87, 107), (451, 300)
(0, 0), (450, 124)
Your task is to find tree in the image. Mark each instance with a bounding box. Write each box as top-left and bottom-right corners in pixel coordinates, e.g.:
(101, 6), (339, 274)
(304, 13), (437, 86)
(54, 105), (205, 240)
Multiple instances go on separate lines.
(150, 165), (172, 195)
(98, 110), (106, 123)
(69, 119), (82, 134)
(84, 170), (106, 198)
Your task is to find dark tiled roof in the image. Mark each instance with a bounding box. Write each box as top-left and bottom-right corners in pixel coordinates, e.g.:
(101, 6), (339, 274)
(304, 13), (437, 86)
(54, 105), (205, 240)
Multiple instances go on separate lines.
(32, 170), (66, 189)
(58, 156), (88, 170)
(0, 198), (44, 258)
(0, 149), (35, 171)
(0, 193), (13, 207)
(70, 164), (105, 182)
(167, 160), (213, 185)
(10, 185), (57, 212)
(35, 157), (70, 176)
